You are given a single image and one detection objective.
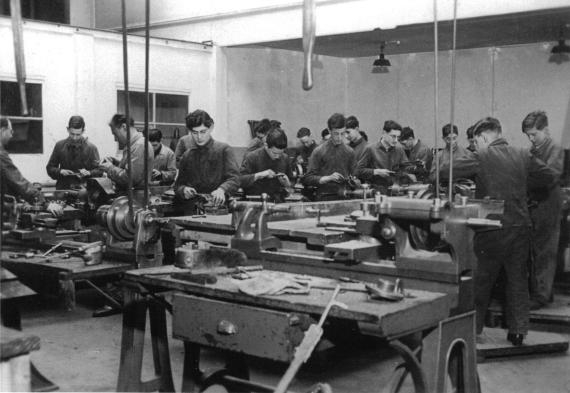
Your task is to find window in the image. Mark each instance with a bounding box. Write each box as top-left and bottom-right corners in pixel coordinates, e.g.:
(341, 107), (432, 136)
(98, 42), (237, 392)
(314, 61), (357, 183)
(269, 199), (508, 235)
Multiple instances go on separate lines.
(0, 0), (69, 24)
(0, 81), (43, 154)
(117, 90), (189, 148)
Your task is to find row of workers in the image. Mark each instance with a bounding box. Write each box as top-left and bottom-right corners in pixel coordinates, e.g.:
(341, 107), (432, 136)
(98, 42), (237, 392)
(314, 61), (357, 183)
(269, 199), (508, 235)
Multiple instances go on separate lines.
(0, 108), (564, 347)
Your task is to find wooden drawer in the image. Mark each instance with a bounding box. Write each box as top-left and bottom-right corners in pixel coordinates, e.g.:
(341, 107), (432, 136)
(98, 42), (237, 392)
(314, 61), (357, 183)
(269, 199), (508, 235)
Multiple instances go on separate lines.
(172, 293), (312, 362)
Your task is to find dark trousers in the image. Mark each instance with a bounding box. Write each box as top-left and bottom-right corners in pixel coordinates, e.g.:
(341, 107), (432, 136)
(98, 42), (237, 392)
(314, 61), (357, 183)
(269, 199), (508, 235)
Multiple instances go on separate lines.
(529, 188), (562, 304)
(474, 226), (530, 335)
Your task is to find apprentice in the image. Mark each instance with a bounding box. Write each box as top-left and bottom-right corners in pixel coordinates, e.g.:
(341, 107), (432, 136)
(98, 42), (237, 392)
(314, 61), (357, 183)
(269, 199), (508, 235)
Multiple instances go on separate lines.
(303, 113), (356, 200)
(398, 126), (433, 172)
(175, 109), (240, 206)
(355, 120), (408, 193)
(240, 128), (293, 202)
(246, 118), (274, 153)
(46, 115), (102, 189)
(345, 115), (368, 161)
(1, 117), (62, 216)
(294, 127), (318, 173)
(100, 114), (153, 190)
(429, 123), (472, 180)
(438, 117), (555, 346)
(174, 130), (191, 167)
(522, 110), (564, 309)
(149, 128), (177, 186)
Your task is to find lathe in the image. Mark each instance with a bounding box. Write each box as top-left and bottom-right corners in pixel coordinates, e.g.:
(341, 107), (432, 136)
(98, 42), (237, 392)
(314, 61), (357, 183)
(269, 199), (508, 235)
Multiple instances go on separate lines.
(116, 189), (503, 393)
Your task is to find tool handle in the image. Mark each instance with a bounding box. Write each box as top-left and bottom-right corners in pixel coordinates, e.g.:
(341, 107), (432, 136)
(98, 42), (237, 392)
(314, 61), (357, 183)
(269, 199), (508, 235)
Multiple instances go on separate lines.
(274, 286), (342, 393)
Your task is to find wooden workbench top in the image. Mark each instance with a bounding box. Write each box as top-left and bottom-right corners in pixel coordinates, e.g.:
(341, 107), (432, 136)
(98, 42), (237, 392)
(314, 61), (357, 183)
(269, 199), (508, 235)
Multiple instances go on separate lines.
(124, 265), (453, 338)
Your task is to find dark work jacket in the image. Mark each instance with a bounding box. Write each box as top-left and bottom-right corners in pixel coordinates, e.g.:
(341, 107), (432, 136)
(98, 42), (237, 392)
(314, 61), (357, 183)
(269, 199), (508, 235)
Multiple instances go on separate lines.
(296, 140), (318, 166)
(303, 139), (356, 195)
(175, 138), (240, 197)
(356, 141), (408, 188)
(528, 137), (564, 203)
(349, 137), (368, 162)
(46, 138), (102, 189)
(439, 138), (555, 228)
(1, 145), (42, 203)
(407, 139), (433, 172)
(239, 147), (293, 201)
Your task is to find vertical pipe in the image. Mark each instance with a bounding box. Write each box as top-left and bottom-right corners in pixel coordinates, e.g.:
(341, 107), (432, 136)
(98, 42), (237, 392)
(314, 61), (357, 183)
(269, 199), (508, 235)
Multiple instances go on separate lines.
(10, 0), (28, 116)
(448, 0), (458, 202)
(433, 0), (440, 200)
(121, 0), (134, 220)
(143, 0), (150, 209)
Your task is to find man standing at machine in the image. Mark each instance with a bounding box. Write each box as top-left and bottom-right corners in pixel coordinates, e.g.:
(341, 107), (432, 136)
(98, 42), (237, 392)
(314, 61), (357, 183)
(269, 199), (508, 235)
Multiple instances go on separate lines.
(1, 117), (62, 216)
(303, 113), (356, 200)
(345, 115), (368, 161)
(46, 115), (102, 189)
(398, 126), (433, 173)
(175, 109), (240, 207)
(437, 117), (555, 346)
(100, 114), (153, 190)
(522, 110), (564, 309)
(240, 128), (293, 202)
(149, 128), (177, 186)
(356, 120), (408, 193)
(429, 123), (471, 180)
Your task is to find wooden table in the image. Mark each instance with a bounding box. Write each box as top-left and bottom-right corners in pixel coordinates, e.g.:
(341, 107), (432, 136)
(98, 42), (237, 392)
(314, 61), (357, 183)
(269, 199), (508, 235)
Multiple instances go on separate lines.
(1, 251), (132, 310)
(116, 265), (479, 393)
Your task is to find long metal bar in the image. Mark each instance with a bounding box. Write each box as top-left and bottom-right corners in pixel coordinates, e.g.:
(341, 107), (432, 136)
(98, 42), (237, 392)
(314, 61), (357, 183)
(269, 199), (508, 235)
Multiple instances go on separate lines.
(10, 0), (28, 116)
(143, 0), (150, 209)
(121, 0), (134, 219)
(448, 0), (458, 202)
(433, 0), (440, 199)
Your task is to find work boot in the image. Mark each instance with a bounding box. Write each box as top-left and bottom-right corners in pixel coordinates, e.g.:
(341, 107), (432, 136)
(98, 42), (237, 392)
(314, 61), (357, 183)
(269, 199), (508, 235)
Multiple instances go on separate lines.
(507, 333), (524, 346)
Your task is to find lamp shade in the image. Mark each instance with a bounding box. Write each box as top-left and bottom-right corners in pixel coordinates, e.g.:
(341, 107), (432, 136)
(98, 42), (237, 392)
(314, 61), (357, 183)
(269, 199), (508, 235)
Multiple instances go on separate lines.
(551, 39), (570, 54)
(373, 54), (391, 67)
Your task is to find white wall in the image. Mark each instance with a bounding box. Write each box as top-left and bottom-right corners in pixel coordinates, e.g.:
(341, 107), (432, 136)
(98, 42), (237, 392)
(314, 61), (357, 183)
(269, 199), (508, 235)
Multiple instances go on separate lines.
(219, 42), (569, 151)
(345, 44), (570, 149)
(0, 18), (214, 183)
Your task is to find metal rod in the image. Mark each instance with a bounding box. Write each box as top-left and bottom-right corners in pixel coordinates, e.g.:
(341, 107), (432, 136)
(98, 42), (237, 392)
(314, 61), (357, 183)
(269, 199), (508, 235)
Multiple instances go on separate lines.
(433, 0), (440, 200)
(143, 0), (150, 209)
(121, 0), (134, 220)
(10, 0), (28, 116)
(448, 0), (458, 202)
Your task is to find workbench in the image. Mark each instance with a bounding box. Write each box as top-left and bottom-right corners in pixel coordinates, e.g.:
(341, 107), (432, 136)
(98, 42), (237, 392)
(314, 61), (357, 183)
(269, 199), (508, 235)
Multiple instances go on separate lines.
(0, 250), (132, 310)
(116, 265), (479, 393)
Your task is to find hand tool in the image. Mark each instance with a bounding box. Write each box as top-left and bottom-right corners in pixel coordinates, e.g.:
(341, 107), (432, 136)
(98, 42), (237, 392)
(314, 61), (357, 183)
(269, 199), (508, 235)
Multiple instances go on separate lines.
(274, 285), (347, 393)
(42, 242), (63, 257)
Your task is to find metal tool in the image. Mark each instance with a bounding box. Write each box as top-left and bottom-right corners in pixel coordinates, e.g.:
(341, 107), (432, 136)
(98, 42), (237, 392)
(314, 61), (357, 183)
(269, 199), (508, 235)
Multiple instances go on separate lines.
(42, 242), (63, 257)
(274, 285), (347, 393)
(169, 265), (263, 285)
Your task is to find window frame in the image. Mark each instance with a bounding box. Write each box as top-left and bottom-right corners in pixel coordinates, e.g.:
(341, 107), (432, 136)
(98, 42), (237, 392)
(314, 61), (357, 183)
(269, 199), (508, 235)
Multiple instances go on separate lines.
(0, 79), (44, 154)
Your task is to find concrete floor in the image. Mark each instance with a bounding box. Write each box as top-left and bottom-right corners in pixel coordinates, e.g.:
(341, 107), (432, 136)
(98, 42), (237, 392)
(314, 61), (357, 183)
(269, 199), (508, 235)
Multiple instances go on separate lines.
(15, 290), (570, 393)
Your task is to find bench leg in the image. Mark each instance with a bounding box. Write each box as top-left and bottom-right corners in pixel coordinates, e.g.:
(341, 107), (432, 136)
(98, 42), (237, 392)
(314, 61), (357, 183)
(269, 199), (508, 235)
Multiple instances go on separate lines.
(117, 287), (174, 392)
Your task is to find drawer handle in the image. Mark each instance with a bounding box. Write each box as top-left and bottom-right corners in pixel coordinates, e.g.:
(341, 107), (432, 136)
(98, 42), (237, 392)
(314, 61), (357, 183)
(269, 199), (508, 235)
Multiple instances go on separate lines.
(217, 320), (238, 335)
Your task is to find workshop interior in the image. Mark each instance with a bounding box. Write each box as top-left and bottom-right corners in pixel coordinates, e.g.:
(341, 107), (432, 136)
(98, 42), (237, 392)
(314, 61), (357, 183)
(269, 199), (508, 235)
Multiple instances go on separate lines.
(0, 0), (569, 392)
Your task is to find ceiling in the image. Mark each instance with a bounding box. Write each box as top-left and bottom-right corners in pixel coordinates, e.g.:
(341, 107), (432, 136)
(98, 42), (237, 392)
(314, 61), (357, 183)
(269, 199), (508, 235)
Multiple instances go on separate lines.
(232, 7), (570, 57)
